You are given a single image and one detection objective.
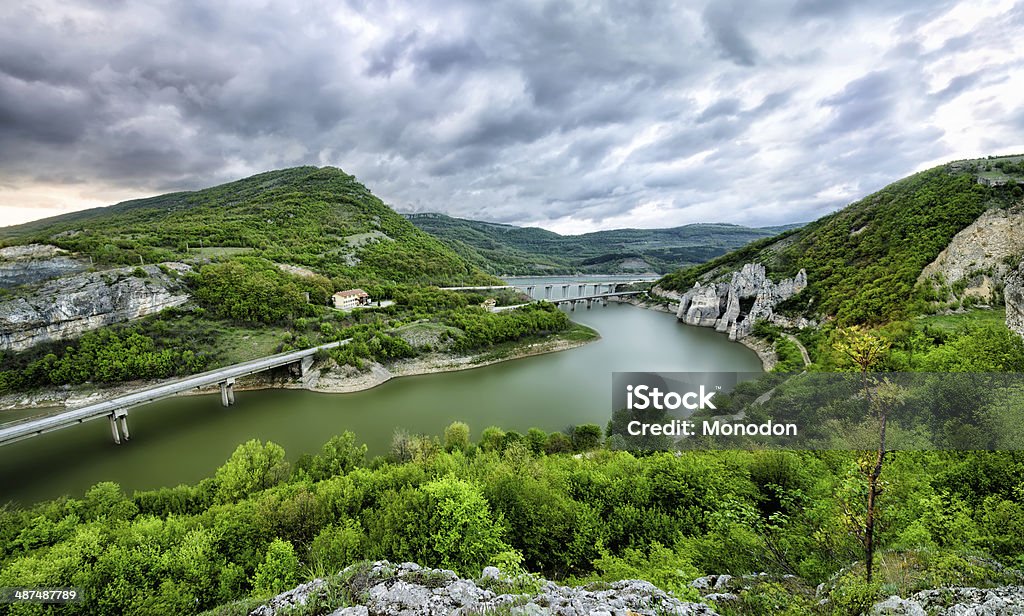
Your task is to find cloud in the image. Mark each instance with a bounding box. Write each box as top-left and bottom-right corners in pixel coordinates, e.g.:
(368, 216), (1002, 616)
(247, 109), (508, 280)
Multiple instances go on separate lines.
(702, 1), (760, 66)
(0, 0), (1022, 231)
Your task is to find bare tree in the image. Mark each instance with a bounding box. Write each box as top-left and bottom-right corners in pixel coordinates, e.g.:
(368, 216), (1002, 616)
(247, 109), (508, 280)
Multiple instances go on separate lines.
(833, 326), (900, 583)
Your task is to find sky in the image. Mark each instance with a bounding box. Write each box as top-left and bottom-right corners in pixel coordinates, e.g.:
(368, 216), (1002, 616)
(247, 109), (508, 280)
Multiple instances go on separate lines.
(1, 0), (1023, 234)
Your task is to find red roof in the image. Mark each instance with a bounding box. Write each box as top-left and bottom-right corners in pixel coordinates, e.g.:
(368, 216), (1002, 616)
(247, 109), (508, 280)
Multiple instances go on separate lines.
(334, 288), (369, 298)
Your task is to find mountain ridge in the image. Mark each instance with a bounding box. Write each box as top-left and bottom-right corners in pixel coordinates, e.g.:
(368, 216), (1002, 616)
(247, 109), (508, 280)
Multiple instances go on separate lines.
(0, 166), (497, 287)
(404, 212), (801, 275)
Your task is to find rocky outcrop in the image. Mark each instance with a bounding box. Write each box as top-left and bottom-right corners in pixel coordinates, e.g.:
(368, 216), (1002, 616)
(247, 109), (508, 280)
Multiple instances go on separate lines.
(869, 585), (1024, 615)
(673, 263), (808, 340)
(0, 263), (191, 351)
(0, 244), (89, 289)
(250, 561), (719, 616)
(1006, 263), (1024, 337)
(918, 206), (1024, 303)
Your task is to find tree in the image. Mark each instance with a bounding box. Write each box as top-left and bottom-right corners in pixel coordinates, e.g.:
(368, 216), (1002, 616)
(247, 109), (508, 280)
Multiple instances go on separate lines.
(832, 326), (895, 583)
(572, 424), (603, 452)
(214, 440), (290, 503)
(422, 476), (510, 575)
(308, 432), (366, 481)
(252, 539), (299, 596)
(444, 421), (471, 453)
(479, 426), (506, 453)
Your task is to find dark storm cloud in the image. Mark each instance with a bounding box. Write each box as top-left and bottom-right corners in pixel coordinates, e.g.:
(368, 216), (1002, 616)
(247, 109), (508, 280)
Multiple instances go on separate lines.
(819, 71), (897, 136)
(0, 0), (1021, 231)
(702, 2), (760, 66)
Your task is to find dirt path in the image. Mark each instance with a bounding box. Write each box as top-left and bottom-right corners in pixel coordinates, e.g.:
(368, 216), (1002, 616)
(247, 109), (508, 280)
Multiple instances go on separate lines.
(784, 333), (811, 366)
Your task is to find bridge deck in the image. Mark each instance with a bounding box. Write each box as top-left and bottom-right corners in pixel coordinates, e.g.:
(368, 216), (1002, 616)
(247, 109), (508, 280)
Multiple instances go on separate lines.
(0, 339), (348, 447)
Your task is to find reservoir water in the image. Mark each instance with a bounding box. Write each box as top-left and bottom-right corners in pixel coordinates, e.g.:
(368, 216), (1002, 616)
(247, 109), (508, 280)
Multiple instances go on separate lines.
(0, 283), (761, 506)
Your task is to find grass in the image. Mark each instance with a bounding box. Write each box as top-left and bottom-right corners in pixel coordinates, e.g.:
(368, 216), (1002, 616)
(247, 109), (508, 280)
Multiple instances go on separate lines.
(472, 322), (599, 363)
(916, 307), (1006, 333)
(560, 322), (601, 342)
(189, 247), (254, 258)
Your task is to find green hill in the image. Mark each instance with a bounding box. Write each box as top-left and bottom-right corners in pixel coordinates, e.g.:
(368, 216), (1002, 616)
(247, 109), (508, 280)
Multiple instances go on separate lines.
(1, 167), (496, 286)
(405, 212), (797, 275)
(658, 156), (1024, 325)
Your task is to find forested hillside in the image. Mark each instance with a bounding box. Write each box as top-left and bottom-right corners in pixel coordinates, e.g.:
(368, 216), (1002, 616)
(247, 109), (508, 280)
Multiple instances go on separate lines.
(0, 167), (496, 286)
(406, 212), (795, 275)
(659, 157), (1024, 325)
(0, 169), (558, 392)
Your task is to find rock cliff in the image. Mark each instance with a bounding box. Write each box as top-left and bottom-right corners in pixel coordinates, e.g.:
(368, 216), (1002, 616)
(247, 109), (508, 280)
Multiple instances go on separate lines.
(918, 205), (1024, 304)
(1005, 263), (1024, 337)
(0, 244), (89, 289)
(0, 263), (191, 352)
(673, 263), (808, 340)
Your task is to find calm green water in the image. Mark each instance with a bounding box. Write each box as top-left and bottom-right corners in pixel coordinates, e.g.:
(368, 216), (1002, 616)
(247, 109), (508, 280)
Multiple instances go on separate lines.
(0, 298), (760, 506)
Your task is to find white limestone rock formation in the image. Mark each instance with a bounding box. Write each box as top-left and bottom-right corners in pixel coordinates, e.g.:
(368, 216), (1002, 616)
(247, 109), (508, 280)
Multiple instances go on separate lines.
(1005, 261), (1024, 337)
(0, 263), (191, 352)
(674, 263), (808, 340)
(0, 244), (90, 289)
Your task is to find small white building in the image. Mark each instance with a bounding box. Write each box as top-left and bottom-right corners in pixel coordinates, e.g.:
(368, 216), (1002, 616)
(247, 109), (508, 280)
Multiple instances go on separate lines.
(332, 288), (371, 310)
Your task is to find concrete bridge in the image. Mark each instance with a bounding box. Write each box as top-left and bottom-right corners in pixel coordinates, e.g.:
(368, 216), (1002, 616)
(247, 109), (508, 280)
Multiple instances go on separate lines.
(552, 290), (644, 310)
(491, 290), (645, 312)
(0, 339), (349, 447)
(442, 280), (651, 300)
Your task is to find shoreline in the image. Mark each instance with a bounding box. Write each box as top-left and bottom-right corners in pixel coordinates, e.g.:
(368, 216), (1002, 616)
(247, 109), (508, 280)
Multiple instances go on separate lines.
(0, 330), (598, 414)
(612, 295), (779, 372)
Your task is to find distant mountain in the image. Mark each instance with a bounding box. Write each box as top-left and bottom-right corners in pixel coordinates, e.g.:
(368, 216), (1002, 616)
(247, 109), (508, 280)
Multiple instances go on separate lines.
(404, 212), (801, 275)
(658, 154), (1024, 325)
(0, 167), (496, 286)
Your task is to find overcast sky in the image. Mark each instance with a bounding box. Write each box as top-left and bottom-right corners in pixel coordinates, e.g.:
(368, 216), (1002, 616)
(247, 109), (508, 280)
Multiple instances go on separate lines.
(1, 0), (1023, 233)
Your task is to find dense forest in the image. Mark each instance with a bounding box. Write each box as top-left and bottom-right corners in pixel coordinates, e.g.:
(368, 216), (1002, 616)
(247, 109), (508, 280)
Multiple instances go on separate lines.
(0, 427), (1020, 614)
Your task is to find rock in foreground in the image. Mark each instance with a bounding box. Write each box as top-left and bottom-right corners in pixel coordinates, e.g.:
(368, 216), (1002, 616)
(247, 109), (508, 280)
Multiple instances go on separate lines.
(249, 561), (719, 616)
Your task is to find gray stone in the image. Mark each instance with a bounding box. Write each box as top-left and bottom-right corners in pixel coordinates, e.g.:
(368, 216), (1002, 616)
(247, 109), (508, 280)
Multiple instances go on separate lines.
(870, 595), (927, 616)
(0, 263), (190, 351)
(870, 586), (1024, 616)
(481, 566), (501, 580)
(249, 561), (722, 616)
(0, 244), (89, 289)
(329, 607), (369, 616)
(712, 574), (733, 590)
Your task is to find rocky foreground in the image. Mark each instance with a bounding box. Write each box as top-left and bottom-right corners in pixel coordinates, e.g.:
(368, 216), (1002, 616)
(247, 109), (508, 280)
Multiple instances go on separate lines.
(245, 561), (1024, 616)
(250, 561), (717, 616)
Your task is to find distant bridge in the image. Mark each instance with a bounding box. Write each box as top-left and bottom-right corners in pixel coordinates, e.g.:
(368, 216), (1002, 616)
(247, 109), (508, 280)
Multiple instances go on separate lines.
(491, 290), (645, 312)
(0, 340), (348, 447)
(442, 280), (651, 299)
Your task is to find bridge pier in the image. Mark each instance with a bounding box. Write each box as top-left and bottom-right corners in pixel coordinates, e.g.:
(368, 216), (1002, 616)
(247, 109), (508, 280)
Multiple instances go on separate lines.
(526, 285), (535, 298)
(544, 285), (552, 299)
(300, 355), (314, 377)
(109, 414), (121, 445)
(220, 379), (236, 407)
(586, 299), (592, 309)
(562, 284), (569, 298)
